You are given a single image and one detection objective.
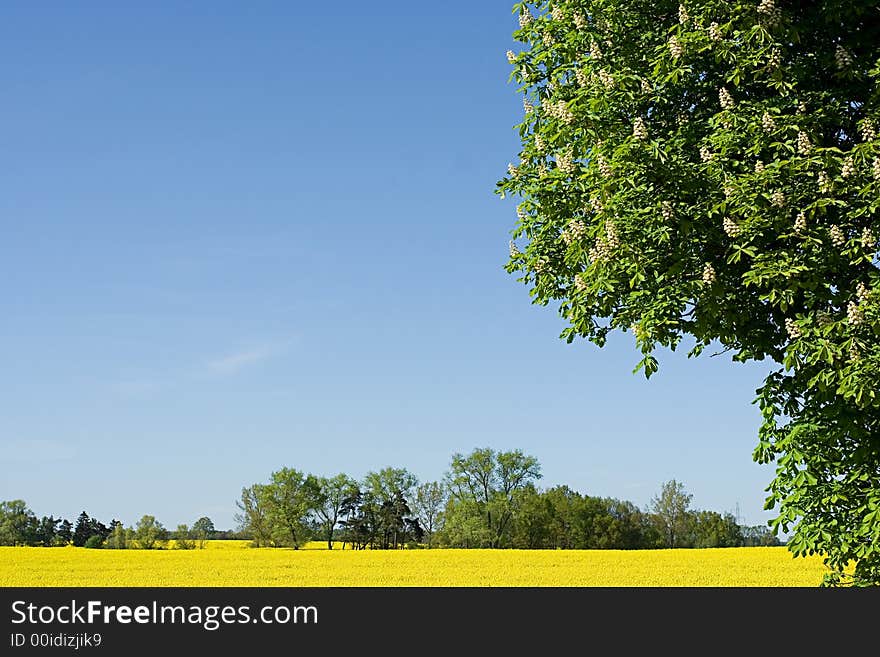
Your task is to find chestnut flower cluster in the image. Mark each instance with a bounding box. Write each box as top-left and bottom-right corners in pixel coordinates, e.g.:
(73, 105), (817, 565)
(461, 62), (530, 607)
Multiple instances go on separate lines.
(797, 131), (811, 155)
(723, 216), (741, 238)
(702, 263), (716, 285)
(757, 0), (782, 27)
(545, 99), (575, 125)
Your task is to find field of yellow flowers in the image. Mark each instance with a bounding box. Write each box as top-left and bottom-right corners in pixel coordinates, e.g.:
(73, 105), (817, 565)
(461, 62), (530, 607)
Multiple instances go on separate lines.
(0, 541), (829, 587)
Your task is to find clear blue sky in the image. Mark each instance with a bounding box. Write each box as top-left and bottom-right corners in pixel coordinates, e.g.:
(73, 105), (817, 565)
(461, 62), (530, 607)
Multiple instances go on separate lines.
(0, 1), (778, 530)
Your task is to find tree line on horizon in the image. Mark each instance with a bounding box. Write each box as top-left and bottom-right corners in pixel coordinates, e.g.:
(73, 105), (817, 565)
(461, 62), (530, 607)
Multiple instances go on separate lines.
(1, 447), (780, 550)
(0, 505), (231, 549)
(232, 447), (780, 550)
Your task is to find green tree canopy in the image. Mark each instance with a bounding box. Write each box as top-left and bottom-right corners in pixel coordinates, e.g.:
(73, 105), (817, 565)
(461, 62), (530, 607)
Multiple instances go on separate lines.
(445, 447), (542, 547)
(266, 467), (313, 549)
(498, 0), (880, 585)
(306, 473), (359, 549)
(651, 479), (694, 548)
(134, 515), (166, 550)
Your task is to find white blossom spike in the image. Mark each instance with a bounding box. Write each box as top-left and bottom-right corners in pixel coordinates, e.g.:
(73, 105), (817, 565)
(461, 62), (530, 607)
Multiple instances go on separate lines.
(758, 0), (782, 27)
(835, 45), (853, 70)
(534, 134), (545, 152)
(633, 117), (648, 141)
(719, 87), (734, 110)
(702, 263), (716, 284)
(556, 149), (576, 175)
(605, 221), (620, 249)
(847, 301), (864, 326)
(797, 131), (812, 155)
(723, 216), (741, 237)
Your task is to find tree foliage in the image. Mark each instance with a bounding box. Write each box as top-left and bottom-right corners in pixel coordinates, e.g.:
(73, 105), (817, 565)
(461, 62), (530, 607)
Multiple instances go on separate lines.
(497, 0), (880, 585)
(306, 473), (359, 549)
(134, 514), (167, 550)
(265, 467), (313, 549)
(445, 447), (542, 547)
(651, 479), (693, 547)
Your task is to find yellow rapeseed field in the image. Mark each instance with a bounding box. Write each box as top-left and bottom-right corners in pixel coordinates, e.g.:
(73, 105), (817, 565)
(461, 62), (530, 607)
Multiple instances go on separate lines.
(0, 541), (830, 586)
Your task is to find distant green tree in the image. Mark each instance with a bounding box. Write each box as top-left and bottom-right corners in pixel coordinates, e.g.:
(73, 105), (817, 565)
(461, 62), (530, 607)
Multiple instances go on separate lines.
(651, 480), (694, 548)
(34, 516), (59, 547)
(690, 510), (744, 548)
(306, 473), (358, 549)
(104, 522), (128, 549)
(72, 512), (91, 547)
(436, 498), (490, 549)
(266, 468), (313, 549)
(72, 511), (108, 547)
(363, 468), (419, 549)
(235, 484), (273, 547)
(56, 519), (73, 546)
(542, 485), (581, 549)
(0, 500), (36, 546)
(445, 448), (542, 547)
(742, 523), (783, 547)
(174, 524), (195, 550)
(84, 535), (103, 549)
(135, 515), (166, 550)
(412, 481), (448, 548)
(509, 484), (553, 548)
(192, 516), (215, 548)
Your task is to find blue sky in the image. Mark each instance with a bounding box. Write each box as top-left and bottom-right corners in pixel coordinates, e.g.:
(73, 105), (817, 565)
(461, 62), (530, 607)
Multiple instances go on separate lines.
(1, 1), (778, 530)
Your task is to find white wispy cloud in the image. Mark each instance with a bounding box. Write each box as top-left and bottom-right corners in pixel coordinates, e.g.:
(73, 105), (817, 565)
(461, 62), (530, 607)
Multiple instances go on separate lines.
(207, 338), (296, 375)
